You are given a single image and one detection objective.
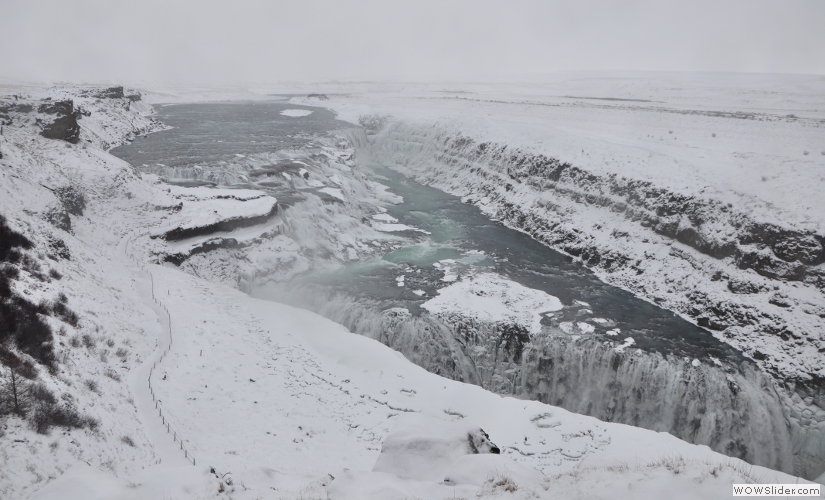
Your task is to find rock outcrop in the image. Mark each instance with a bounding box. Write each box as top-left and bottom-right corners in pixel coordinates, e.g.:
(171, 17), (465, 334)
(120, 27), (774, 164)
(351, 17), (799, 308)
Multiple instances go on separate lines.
(37, 100), (81, 143)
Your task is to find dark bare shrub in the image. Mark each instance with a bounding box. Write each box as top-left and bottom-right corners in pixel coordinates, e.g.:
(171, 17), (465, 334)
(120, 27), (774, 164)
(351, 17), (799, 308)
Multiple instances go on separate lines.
(17, 360), (38, 380)
(0, 214), (32, 261)
(81, 334), (95, 349)
(29, 382), (56, 405)
(104, 368), (121, 382)
(50, 298), (79, 327)
(30, 401), (98, 434)
(0, 217), (57, 369)
(47, 235), (70, 260)
(1, 298), (56, 369)
(53, 186), (86, 216)
(84, 379), (99, 394)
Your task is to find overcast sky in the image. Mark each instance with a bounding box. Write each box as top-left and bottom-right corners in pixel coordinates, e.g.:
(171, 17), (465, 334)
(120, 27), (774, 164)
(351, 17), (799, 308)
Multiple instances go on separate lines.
(2, 0), (824, 85)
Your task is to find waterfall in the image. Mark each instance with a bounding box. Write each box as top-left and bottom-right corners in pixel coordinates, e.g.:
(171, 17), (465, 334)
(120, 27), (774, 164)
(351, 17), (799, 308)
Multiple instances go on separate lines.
(251, 280), (814, 475)
(341, 120), (825, 479)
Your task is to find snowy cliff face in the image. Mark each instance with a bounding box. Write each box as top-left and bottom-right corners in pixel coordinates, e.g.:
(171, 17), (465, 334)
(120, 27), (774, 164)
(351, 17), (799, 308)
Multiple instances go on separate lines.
(354, 120), (825, 479)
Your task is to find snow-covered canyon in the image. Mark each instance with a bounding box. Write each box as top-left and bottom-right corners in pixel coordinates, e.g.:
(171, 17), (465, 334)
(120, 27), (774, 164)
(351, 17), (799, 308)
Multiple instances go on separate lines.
(346, 123), (825, 478)
(286, 76), (825, 480)
(0, 81), (822, 499)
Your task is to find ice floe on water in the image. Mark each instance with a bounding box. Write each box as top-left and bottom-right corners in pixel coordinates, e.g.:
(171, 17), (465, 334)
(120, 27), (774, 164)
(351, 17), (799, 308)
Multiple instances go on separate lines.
(280, 108), (313, 117)
(370, 212), (431, 234)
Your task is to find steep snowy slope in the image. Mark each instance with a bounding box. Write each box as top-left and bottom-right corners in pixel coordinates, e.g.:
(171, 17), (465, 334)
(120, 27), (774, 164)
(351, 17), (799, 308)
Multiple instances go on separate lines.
(0, 86), (173, 497)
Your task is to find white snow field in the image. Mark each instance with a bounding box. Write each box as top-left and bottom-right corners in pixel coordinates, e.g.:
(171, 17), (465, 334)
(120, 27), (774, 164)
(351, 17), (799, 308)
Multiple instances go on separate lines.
(0, 83), (820, 499)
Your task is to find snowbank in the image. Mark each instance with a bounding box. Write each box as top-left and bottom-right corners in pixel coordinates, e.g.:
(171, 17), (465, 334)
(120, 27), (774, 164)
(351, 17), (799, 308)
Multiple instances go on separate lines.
(422, 272), (563, 334)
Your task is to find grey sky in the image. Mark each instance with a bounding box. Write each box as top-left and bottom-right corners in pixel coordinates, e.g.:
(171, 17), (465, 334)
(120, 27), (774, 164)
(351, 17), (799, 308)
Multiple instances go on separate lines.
(2, 0), (824, 84)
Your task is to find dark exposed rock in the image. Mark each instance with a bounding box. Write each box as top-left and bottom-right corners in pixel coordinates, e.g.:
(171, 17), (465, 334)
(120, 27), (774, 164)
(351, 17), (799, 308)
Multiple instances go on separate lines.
(38, 100), (80, 143)
(805, 269), (825, 289)
(496, 322), (530, 362)
(752, 351), (768, 361)
(773, 235), (825, 265)
(674, 226), (736, 259)
(159, 203), (279, 241)
(164, 238), (244, 265)
(98, 86), (124, 99)
(38, 100), (71, 115)
(46, 236), (70, 260)
(734, 249), (806, 281)
(740, 223), (825, 266)
(467, 428), (500, 454)
(769, 293), (792, 308)
(727, 279), (763, 294)
(696, 316), (727, 331)
(0, 102), (33, 114)
(78, 86), (127, 99)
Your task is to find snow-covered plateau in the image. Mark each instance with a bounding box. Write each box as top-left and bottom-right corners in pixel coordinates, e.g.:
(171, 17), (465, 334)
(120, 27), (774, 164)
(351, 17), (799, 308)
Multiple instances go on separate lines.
(0, 80), (822, 499)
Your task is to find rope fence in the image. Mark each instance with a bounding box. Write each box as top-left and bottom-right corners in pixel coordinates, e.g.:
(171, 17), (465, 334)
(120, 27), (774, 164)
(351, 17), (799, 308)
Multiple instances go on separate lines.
(124, 234), (197, 467)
